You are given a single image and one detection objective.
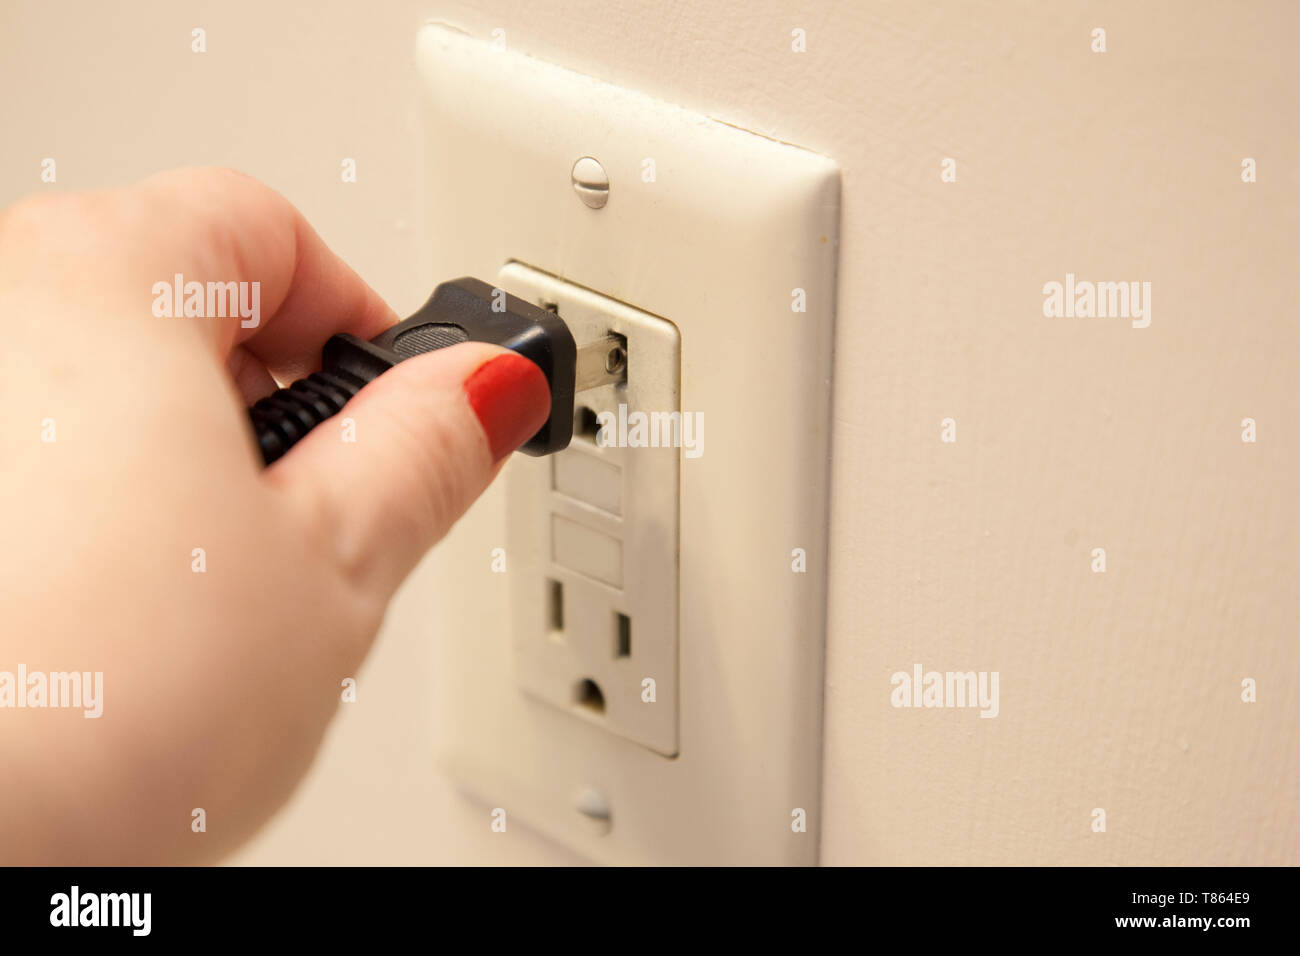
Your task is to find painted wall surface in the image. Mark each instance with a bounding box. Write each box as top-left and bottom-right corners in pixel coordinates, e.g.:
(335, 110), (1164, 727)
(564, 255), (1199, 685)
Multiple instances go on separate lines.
(1, 1), (1295, 864)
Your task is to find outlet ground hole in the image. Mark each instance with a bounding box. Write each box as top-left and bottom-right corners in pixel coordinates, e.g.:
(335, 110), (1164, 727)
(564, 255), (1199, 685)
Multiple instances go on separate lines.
(574, 678), (605, 715)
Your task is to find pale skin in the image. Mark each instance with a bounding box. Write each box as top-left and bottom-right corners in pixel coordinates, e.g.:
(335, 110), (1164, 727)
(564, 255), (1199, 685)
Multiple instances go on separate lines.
(0, 168), (547, 864)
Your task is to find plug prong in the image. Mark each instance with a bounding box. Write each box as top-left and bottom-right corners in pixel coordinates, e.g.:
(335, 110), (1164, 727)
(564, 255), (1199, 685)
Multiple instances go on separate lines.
(575, 333), (627, 391)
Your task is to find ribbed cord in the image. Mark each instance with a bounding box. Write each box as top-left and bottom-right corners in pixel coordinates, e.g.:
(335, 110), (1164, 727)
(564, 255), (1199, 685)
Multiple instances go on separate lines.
(250, 368), (369, 465)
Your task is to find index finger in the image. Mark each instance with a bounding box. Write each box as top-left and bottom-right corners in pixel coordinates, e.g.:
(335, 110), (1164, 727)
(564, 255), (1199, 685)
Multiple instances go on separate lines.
(127, 167), (398, 381)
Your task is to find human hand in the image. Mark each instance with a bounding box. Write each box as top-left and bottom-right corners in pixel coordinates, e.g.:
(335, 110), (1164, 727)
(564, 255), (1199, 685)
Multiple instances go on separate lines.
(0, 168), (550, 864)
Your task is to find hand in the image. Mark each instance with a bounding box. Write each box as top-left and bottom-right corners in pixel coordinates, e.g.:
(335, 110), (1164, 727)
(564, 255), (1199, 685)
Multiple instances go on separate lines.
(0, 168), (550, 864)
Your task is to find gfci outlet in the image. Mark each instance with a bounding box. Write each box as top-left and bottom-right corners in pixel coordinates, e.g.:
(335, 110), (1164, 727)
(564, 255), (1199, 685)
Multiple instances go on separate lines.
(414, 25), (839, 865)
(501, 263), (682, 758)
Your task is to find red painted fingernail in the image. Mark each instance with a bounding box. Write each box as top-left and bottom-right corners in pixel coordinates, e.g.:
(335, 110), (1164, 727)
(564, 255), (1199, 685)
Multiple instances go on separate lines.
(463, 353), (552, 463)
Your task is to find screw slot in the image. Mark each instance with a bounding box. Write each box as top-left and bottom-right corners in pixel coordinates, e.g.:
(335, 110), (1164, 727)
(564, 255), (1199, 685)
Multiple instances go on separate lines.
(571, 156), (609, 209)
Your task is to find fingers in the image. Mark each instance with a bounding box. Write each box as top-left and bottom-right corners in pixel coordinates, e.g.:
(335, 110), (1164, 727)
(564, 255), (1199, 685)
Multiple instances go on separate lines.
(124, 168), (398, 378)
(1, 167), (402, 404)
(267, 342), (551, 595)
(226, 344), (279, 403)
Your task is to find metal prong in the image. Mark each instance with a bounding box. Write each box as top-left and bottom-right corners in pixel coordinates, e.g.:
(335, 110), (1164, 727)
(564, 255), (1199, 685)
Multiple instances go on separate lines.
(575, 333), (627, 391)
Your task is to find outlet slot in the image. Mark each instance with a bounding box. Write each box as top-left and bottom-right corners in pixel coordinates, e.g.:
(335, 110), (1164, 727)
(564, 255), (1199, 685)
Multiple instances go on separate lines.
(574, 405), (600, 442)
(616, 613), (631, 658)
(547, 578), (564, 636)
(574, 678), (605, 714)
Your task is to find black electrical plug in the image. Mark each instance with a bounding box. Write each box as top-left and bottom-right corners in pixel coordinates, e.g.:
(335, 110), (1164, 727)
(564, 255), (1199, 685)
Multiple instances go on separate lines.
(249, 277), (624, 466)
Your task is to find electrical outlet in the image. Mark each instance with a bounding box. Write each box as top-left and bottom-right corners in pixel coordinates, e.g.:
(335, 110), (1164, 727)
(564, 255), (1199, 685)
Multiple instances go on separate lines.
(415, 25), (839, 865)
(500, 263), (681, 757)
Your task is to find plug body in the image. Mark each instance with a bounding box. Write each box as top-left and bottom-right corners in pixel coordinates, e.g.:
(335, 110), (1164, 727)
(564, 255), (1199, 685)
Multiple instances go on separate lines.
(249, 277), (576, 465)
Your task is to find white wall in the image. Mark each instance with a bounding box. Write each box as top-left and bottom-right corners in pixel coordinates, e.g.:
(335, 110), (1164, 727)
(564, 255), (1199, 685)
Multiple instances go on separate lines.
(3, 0), (1295, 864)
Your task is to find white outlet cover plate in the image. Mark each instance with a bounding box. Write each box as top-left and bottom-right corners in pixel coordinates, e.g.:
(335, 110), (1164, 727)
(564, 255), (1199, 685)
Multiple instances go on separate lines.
(411, 24), (839, 865)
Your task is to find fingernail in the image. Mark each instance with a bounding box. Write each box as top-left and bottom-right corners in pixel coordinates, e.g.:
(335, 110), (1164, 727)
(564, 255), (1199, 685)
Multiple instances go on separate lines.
(463, 353), (552, 463)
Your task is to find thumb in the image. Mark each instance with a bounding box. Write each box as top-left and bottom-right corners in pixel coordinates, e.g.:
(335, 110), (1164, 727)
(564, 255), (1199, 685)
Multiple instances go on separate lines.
(268, 342), (551, 592)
